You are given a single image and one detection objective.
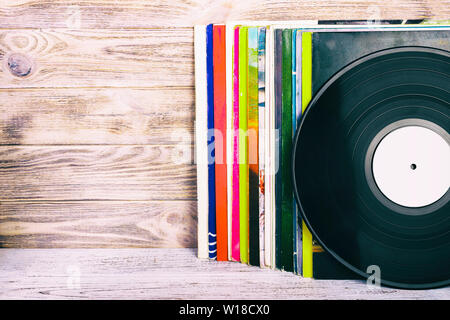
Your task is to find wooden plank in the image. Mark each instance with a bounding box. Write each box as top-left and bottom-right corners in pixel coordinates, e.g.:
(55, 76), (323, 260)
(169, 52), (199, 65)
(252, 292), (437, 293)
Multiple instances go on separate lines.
(0, 201), (196, 248)
(0, 145), (196, 200)
(0, 248), (448, 299)
(0, 1), (447, 29)
(0, 87), (194, 145)
(0, 29), (194, 88)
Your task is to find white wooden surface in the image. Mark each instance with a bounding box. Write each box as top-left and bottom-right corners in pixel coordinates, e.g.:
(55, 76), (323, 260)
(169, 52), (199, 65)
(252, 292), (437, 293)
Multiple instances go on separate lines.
(0, 248), (448, 299)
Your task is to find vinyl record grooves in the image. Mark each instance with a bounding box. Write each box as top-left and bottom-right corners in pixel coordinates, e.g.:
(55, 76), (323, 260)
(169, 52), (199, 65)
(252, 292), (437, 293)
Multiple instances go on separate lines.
(292, 46), (450, 289)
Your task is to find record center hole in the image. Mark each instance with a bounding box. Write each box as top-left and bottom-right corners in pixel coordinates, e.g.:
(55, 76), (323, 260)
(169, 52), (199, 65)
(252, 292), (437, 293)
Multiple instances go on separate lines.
(410, 163), (417, 170)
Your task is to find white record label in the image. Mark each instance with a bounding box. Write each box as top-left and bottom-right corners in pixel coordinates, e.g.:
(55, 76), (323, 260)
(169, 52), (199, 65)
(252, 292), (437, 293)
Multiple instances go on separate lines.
(372, 125), (450, 208)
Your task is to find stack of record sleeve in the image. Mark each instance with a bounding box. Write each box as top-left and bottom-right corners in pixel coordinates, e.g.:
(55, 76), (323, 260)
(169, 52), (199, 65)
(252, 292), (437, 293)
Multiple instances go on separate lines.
(195, 20), (450, 280)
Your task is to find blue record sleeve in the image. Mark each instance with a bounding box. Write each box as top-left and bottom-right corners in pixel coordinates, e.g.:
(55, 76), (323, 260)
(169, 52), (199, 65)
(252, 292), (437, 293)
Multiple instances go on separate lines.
(206, 24), (217, 260)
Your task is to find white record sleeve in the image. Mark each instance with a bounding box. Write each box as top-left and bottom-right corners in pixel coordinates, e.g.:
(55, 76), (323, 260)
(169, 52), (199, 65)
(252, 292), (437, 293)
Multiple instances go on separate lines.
(194, 25), (209, 259)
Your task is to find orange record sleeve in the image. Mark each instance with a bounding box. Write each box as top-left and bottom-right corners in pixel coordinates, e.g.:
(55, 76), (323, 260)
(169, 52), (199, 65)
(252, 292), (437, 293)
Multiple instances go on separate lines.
(213, 25), (228, 261)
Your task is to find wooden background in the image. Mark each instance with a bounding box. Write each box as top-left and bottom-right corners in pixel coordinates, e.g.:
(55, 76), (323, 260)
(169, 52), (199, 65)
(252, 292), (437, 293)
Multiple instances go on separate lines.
(0, 0), (449, 248)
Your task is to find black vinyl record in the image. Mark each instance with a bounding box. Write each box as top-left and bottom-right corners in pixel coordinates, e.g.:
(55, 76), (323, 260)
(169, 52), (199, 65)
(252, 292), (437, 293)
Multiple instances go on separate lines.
(292, 46), (450, 289)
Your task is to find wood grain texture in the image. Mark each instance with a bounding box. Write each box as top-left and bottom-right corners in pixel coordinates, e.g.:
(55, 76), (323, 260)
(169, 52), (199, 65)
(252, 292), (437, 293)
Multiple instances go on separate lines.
(0, 88), (194, 145)
(0, 201), (196, 248)
(0, 29), (194, 88)
(0, 0), (448, 29)
(0, 146), (196, 200)
(0, 0), (449, 252)
(0, 248), (448, 299)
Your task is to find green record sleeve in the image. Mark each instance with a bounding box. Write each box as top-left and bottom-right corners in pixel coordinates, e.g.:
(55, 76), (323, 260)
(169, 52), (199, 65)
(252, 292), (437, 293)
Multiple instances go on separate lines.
(280, 29), (294, 272)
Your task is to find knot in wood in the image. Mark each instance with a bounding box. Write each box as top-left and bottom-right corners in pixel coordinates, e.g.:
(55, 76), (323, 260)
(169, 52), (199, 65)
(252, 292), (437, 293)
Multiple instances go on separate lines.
(7, 53), (33, 77)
